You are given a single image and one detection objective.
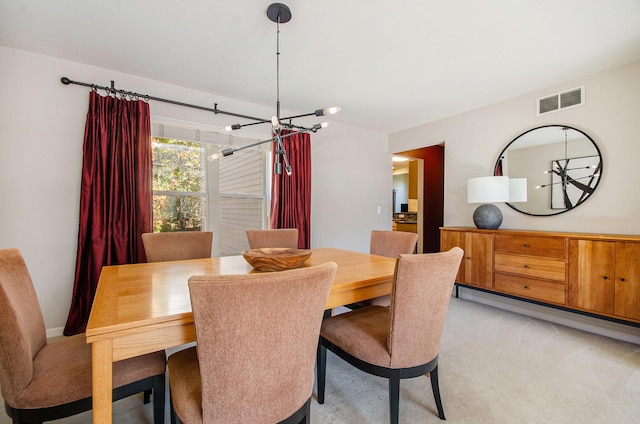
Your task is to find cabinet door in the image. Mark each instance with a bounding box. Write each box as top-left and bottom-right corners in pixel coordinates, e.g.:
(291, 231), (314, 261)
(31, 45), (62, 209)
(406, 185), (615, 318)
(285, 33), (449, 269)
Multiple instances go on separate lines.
(568, 239), (615, 314)
(614, 242), (640, 320)
(408, 160), (418, 199)
(464, 233), (493, 289)
(440, 230), (465, 283)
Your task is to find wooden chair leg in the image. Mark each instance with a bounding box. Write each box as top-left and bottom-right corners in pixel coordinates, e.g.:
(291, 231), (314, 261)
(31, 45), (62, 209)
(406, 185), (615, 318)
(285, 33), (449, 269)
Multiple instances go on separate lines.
(429, 365), (446, 420)
(316, 343), (327, 404)
(389, 375), (400, 424)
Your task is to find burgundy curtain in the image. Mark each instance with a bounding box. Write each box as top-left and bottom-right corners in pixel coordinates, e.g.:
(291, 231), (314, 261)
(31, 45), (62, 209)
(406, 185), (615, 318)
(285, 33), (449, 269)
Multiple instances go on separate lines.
(64, 91), (152, 335)
(270, 130), (311, 249)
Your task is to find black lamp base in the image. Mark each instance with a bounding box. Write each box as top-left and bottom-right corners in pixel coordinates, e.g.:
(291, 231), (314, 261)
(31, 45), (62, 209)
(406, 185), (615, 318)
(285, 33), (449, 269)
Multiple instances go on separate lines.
(473, 204), (503, 230)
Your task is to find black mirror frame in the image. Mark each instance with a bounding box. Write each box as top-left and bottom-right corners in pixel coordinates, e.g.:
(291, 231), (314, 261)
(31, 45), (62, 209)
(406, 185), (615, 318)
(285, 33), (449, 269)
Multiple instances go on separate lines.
(494, 124), (603, 217)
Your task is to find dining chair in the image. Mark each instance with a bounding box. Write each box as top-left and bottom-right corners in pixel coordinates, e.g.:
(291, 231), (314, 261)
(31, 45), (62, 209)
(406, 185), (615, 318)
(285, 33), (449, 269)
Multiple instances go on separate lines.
(316, 247), (464, 424)
(142, 230), (213, 262)
(246, 228), (299, 249)
(168, 261), (337, 424)
(355, 230), (419, 307)
(0, 248), (166, 424)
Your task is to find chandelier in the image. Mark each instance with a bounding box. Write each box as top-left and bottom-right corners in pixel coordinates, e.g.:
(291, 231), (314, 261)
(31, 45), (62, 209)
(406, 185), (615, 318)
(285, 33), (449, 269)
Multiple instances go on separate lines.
(207, 3), (340, 175)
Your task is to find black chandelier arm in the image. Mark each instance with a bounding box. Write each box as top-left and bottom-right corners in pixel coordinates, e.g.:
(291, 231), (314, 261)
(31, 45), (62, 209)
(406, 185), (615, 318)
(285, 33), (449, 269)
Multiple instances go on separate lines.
(228, 107), (337, 131)
(535, 173), (600, 189)
(208, 129), (311, 161)
(231, 119), (273, 130)
(282, 122), (323, 132)
(274, 133), (292, 175)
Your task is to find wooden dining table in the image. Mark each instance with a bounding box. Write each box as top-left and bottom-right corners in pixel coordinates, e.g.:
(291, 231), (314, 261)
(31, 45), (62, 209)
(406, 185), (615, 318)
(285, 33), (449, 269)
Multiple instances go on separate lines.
(85, 247), (397, 423)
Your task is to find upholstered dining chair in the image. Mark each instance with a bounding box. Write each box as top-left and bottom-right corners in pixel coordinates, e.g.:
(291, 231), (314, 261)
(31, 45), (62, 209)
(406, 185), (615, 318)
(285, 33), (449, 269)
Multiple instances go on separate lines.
(142, 230), (213, 262)
(0, 248), (166, 424)
(246, 228), (299, 249)
(316, 247), (463, 424)
(355, 230), (419, 307)
(168, 262), (337, 424)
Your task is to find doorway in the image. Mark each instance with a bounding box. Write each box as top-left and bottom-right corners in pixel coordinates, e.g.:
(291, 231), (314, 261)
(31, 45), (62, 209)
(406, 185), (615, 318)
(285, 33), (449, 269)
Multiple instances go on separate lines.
(392, 145), (444, 253)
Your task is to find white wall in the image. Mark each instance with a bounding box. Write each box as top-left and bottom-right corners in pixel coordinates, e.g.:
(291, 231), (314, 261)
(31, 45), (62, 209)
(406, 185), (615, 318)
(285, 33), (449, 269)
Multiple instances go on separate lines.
(389, 60), (640, 343)
(311, 122), (392, 250)
(0, 46), (391, 334)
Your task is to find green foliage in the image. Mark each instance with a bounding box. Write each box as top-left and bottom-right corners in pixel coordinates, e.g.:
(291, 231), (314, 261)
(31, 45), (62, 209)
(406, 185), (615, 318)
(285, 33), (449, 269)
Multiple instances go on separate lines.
(151, 137), (206, 232)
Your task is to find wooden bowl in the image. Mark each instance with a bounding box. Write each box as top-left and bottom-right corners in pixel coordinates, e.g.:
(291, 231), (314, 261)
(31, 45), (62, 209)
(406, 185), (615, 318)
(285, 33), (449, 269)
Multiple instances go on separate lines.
(242, 248), (312, 272)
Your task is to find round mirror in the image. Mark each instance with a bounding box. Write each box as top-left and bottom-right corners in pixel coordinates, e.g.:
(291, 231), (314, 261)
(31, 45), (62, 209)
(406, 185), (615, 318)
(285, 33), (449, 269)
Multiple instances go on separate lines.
(494, 125), (602, 216)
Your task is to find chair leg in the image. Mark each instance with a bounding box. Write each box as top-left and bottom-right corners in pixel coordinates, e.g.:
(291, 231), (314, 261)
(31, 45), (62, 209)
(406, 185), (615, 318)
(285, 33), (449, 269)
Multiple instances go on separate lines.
(169, 388), (177, 424)
(302, 399), (310, 424)
(429, 365), (446, 420)
(144, 389), (151, 404)
(316, 343), (327, 404)
(153, 373), (166, 424)
(389, 375), (400, 424)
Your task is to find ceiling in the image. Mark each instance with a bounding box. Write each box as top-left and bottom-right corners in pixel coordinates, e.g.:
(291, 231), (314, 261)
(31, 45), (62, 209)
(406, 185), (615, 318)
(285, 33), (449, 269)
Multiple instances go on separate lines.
(2, 0), (640, 134)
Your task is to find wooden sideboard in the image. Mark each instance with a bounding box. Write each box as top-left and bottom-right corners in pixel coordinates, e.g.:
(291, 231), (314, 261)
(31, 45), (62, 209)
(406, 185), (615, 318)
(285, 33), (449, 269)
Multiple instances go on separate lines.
(440, 227), (640, 326)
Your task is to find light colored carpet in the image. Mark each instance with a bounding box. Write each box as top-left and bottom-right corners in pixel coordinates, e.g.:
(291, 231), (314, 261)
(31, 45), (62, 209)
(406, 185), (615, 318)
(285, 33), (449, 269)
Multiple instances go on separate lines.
(2, 298), (638, 423)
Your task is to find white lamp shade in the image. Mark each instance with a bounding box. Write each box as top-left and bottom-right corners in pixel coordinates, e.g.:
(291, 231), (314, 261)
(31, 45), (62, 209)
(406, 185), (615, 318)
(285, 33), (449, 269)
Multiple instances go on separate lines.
(509, 178), (528, 203)
(467, 176), (510, 203)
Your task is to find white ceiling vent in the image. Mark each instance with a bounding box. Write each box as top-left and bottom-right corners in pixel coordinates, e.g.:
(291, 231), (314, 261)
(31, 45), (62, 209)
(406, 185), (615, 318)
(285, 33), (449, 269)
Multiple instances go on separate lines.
(537, 86), (585, 115)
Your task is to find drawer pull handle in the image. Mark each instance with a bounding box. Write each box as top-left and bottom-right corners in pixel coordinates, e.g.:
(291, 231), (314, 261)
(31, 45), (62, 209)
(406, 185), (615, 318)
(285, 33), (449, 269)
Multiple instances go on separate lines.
(523, 244), (530, 248)
(620, 278), (626, 282)
(523, 265), (529, 269)
(466, 256), (471, 260)
(603, 276), (608, 280)
(524, 285), (530, 289)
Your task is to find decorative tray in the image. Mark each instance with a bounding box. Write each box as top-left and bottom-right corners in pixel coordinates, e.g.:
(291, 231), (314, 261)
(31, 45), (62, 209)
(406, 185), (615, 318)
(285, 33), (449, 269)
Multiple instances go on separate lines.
(242, 248), (312, 272)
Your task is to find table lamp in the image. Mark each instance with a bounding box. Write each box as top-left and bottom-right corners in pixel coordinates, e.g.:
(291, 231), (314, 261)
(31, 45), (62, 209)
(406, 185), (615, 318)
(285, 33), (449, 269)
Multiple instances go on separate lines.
(509, 178), (528, 203)
(467, 176), (510, 229)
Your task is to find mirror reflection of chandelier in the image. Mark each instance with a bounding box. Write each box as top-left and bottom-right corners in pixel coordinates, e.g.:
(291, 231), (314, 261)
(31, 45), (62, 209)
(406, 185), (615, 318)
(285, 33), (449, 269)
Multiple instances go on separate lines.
(535, 126), (601, 210)
(207, 3), (340, 175)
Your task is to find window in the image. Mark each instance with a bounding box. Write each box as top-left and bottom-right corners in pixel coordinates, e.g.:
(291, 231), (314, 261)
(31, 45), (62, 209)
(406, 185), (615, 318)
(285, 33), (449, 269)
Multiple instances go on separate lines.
(151, 138), (207, 232)
(151, 122), (269, 256)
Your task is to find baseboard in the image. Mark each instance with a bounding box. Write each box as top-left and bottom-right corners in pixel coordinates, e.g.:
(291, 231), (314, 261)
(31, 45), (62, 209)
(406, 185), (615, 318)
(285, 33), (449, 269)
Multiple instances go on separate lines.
(46, 326), (65, 339)
(457, 288), (640, 345)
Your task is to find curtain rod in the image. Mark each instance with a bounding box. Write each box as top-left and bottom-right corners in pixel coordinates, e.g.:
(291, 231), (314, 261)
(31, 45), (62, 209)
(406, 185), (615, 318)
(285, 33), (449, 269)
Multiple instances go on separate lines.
(60, 77), (268, 123)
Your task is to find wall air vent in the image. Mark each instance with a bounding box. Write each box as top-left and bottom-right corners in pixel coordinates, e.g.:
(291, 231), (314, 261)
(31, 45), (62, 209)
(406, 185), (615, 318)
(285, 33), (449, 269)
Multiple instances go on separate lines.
(537, 85), (585, 115)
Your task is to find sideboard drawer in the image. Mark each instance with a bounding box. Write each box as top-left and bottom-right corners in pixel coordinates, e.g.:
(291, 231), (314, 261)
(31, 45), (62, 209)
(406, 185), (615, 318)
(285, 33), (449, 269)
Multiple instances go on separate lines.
(494, 253), (566, 281)
(495, 273), (566, 304)
(494, 234), (565, 259)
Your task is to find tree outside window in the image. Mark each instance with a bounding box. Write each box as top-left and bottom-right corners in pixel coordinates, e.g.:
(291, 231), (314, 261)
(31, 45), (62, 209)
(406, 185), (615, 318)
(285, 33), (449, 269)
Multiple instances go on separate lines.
(151, 137), (206, 232)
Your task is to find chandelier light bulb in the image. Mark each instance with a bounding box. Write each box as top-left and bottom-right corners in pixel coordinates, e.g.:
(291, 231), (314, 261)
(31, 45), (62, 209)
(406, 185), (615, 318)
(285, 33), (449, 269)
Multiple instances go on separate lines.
(325, 106), (340, 115)
(207, 148), (235, 161)
(315, 106), (341, 116)
(224, 124), (241, 131)
(311, 122), (330, 132)
(271, 116), (281, 130)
